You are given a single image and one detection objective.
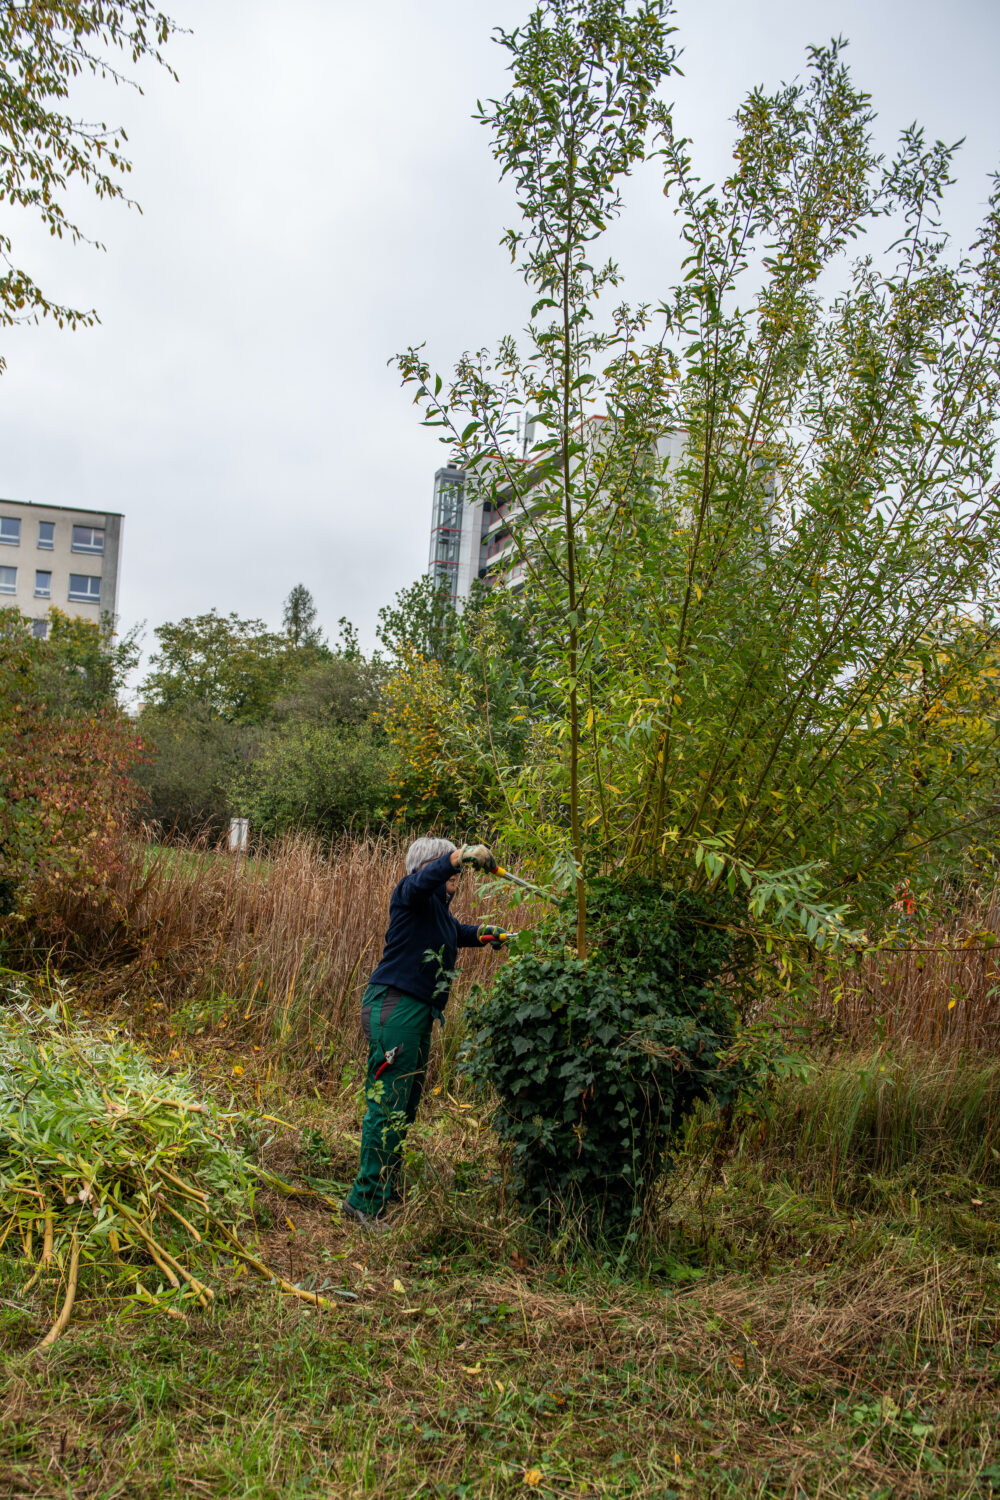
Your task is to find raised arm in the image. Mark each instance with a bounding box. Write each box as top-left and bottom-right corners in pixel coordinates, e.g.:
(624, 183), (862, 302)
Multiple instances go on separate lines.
(401, 852), (457, 903)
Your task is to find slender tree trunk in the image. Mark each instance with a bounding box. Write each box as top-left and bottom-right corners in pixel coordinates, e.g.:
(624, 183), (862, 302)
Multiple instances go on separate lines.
(562, 140), (586, 961)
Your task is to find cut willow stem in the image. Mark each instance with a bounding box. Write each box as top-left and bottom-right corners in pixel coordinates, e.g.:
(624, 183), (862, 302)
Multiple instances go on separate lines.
(36, 1233), (80, 1350)
(155, 1196), (203, 1243)
(134, 1281), (188, 1323)
(158, 1169), (209, 1204)
(212, 1220), (333, 1310)
(20, 1262), (45, 1296)
(114, 1203), (212, 1305)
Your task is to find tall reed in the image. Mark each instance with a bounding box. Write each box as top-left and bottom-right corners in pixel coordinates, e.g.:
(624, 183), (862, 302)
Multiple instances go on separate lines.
(10, 832), (529, 1065)
(806, 888), (1000, 1055)
(735, 1047), (1000, 1194)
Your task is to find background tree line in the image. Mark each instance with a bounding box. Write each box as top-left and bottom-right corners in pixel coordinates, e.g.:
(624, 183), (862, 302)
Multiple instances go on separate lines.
(133, 577), (532, 840)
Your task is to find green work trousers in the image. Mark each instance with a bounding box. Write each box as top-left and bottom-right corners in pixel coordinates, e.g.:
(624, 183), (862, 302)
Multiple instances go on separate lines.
(346, 984), (433, 1219)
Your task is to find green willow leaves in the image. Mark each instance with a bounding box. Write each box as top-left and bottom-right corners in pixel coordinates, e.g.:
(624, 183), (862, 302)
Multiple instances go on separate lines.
(398, 0), (1000, 952)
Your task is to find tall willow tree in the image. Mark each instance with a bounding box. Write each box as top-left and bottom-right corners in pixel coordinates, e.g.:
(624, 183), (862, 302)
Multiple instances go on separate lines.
(399, 0), (1000, 957)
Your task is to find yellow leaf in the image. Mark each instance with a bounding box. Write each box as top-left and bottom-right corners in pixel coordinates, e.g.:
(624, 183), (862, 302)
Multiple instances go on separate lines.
(392, 1278), (405, 1295)
(673, 694), (682, 706)
(948, 998), (957, 1010)
(462, 1362), (483, 1374)
(524, 1469), (543, 1488)
(285, 1216), (295, 1232)
(232, 1064), (244, 1076)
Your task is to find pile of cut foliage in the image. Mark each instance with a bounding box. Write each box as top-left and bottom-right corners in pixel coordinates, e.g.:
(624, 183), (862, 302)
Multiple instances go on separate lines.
(0, 996), (328, 1347)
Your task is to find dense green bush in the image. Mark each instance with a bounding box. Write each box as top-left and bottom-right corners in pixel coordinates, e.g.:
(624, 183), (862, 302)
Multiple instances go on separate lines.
(135, 705), (259, 837)
(464, 879), (756, 1233)
(228, 723), (392, 838)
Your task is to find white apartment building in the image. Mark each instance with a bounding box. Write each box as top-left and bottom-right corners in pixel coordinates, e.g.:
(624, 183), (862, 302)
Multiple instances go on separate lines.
(0, 497), (122, 638)
(429, 420), (688, 606)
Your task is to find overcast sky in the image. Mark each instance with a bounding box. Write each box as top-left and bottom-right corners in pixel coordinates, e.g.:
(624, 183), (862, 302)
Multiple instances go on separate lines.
(0, 0), (997, 672)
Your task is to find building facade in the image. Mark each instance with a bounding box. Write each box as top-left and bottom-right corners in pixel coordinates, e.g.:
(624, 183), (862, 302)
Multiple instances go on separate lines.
(429, 422), (688, 606)
(0, 497), (123, 638)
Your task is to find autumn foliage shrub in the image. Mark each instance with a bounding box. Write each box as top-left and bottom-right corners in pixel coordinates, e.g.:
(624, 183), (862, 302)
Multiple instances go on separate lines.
(0, 612), (145, 916)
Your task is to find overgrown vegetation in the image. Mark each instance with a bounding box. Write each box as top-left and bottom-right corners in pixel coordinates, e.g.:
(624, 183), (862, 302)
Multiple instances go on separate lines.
(466, 881), (755, 1230)
(0, 609), (144, 912)
(398, 0), (1000, 959)
(2, 1), (1000, 1494)
(2, 832), (523, 1065)
(0, 1028), (997, 1498)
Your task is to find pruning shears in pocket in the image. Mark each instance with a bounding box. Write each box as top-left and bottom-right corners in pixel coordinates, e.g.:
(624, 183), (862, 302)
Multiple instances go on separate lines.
(374, 1044), (403, 1081)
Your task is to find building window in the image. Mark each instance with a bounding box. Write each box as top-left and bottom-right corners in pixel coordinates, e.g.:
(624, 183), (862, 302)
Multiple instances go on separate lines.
(31, 617), (48, 640)
(0, 517), (20, 546)
(37, 521), (55, 550)
(0, 565), (16, 594)
(432, 474), (464, 533)
(68, 573), (101, 604)
(34, 570), (52, 598)
(431, 529), (462, 567)
(71, 525), (104, 554)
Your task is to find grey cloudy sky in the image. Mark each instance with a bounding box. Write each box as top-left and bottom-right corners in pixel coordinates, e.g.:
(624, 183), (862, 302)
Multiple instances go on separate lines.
(0, 0), (997, 670)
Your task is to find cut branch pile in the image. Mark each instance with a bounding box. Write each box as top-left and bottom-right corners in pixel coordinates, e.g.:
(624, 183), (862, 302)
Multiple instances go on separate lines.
(0, 999), (333, 1348)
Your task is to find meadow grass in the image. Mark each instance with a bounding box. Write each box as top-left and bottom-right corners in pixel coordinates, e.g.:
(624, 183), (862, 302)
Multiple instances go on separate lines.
(1, 1038), (998, 1499)
(2, 844), (999, 1495)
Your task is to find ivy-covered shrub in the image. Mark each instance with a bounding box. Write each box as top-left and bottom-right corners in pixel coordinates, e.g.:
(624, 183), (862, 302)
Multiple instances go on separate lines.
(464, 878), (755, 1233)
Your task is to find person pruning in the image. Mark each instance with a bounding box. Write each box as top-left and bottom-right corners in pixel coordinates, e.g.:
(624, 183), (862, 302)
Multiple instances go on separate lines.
(343, 837), (508, 1227)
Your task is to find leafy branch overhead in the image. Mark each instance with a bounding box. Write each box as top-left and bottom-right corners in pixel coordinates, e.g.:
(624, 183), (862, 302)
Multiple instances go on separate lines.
(0, 0), (179, 346)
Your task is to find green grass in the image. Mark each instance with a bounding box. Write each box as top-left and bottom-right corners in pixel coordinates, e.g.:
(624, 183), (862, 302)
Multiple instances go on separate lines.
(140, 843), (269, 878)
(1, 1047), (999, 1498)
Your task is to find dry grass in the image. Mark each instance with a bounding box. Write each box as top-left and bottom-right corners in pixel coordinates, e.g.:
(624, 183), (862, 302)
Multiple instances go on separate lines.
(806, 888), (1000, 1054)
(8, 832), (531, 1066)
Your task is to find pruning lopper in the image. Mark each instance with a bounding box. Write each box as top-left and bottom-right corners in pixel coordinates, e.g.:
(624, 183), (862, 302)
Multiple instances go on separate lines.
(479, 928), (517, 946)
(491, 864), (560, 906)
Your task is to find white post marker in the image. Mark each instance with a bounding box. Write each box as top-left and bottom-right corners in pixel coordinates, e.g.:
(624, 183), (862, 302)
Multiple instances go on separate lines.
(228, 817), (249, 857)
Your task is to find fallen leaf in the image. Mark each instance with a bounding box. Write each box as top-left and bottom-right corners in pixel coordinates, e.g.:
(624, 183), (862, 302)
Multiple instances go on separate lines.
(462, 1363), (483, 1375)
(392, 1278), (405, 1295)
(524, 1468), (543, 1488)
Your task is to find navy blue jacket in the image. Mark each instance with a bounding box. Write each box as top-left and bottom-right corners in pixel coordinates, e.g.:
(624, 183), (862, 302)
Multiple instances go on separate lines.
(369, 853), (481, 1008)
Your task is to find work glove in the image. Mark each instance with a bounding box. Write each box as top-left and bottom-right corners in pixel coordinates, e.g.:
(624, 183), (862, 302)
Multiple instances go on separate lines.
(478, 924), (510, 947)
(459, 843), (497, 872)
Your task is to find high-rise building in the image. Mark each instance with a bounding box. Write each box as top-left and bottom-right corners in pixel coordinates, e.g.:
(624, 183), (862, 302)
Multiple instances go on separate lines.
(0, 497), (123, 639)
(428, 421), (688, 605)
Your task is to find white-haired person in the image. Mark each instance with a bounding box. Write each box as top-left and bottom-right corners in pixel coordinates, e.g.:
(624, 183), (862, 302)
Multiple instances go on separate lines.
(343, 837), (507, 1227)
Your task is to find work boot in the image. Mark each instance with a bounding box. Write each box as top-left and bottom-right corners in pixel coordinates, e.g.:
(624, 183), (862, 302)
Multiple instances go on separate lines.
(342, 1200), (388, 1231)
